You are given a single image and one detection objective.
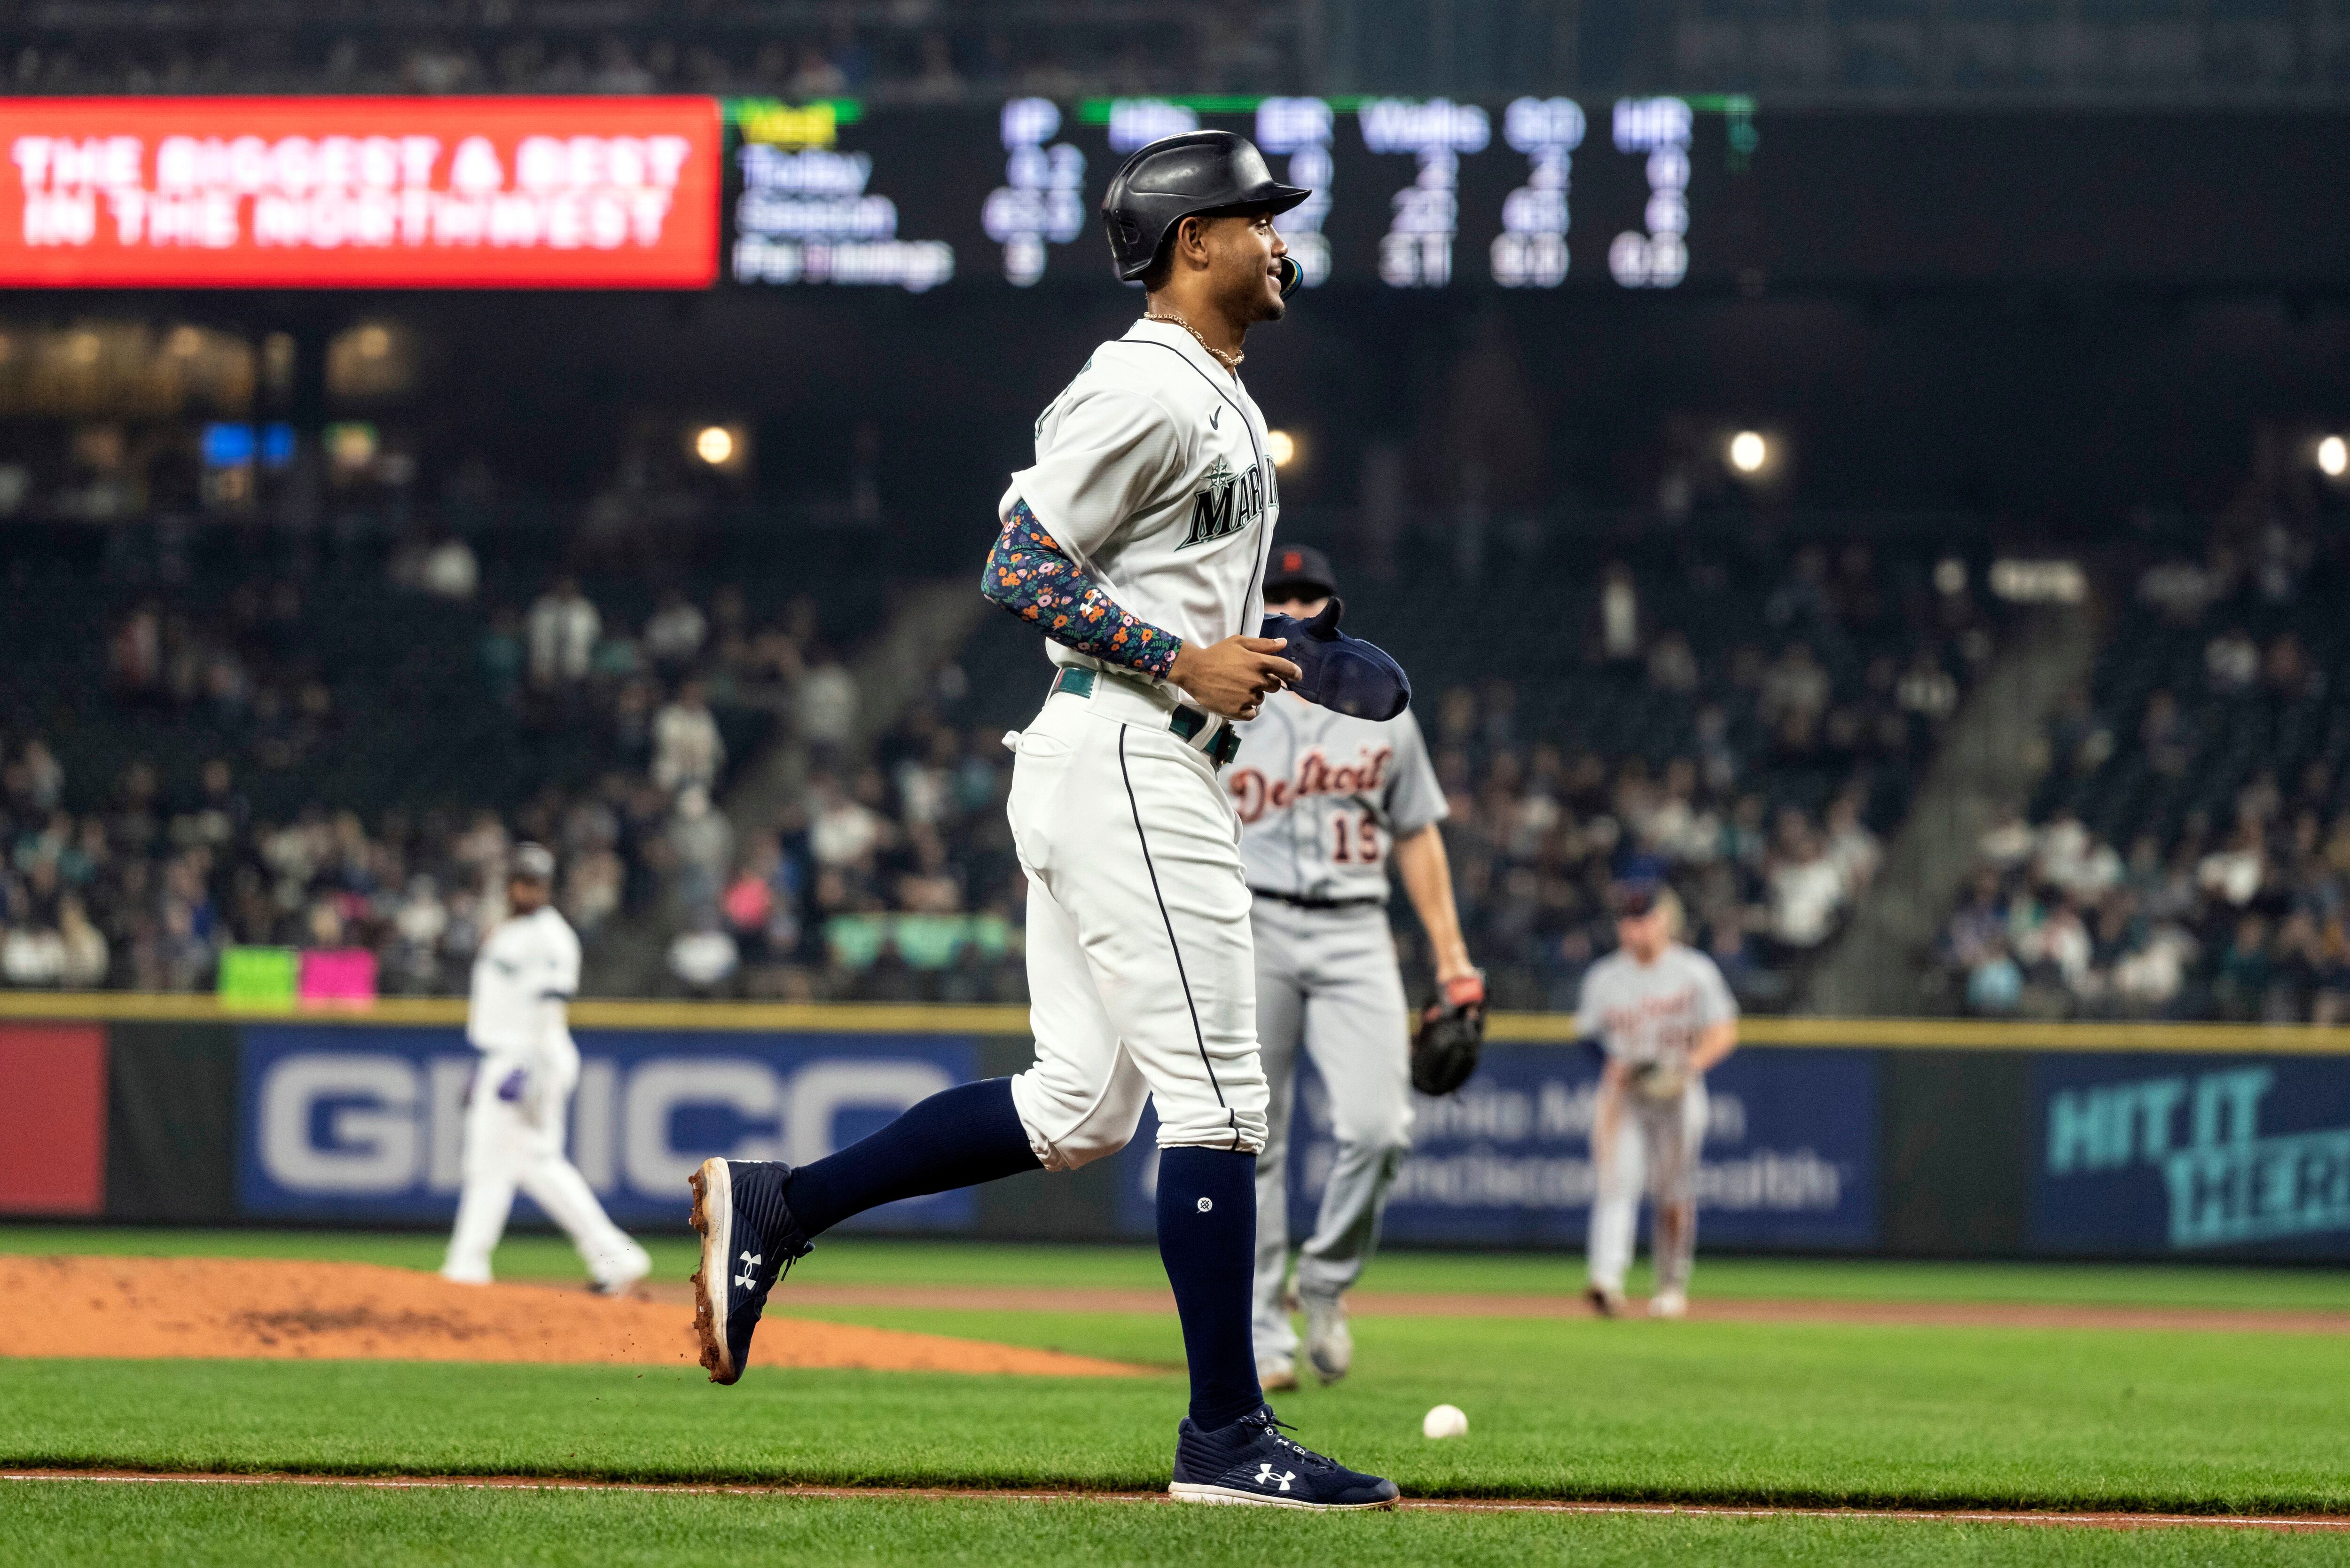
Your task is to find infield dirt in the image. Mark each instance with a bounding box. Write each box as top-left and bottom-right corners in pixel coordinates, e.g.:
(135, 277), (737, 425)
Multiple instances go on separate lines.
(0, 1255), (1142, 1375)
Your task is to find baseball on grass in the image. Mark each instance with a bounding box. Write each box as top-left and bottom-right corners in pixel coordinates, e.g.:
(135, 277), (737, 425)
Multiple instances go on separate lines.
(1422, 1403), (1469, 1439)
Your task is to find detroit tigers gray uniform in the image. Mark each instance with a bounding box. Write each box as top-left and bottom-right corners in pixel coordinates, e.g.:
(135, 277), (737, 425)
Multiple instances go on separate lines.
(1229, 692), (1447, 1364)
(1574, 942), (1737, 1295)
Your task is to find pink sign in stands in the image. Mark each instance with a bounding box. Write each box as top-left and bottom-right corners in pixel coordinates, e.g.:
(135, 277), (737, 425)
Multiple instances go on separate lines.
(297, 948), (378, 1006)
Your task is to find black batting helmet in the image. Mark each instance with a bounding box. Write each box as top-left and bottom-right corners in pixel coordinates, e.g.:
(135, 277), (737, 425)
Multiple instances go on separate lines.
(1101, 130), (1311, 293)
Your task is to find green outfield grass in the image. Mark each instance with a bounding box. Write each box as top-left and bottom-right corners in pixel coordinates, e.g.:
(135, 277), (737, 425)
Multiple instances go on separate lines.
(3, 1312), (2346, 1511)
(4, 1228), (2347, 1564)
(6, 1226), (2348, 1312)
(1, 1480), (2342, 1568)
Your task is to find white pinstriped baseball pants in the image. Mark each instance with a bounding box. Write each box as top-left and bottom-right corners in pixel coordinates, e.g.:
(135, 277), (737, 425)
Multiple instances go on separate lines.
(1004, 686), (1270, 1167)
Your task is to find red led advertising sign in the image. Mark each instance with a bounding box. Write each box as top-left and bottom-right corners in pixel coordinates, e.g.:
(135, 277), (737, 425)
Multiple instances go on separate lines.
(2, 98), (722, 288)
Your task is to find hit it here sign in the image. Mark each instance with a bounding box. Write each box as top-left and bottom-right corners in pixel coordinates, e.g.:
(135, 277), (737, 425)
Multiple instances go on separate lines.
(2, 97), (721, 287)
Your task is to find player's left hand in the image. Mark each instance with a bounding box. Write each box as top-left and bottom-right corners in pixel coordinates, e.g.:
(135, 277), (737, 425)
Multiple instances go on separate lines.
(496, 1067), (530, 1103)
(1410, 972), (1486, 1096)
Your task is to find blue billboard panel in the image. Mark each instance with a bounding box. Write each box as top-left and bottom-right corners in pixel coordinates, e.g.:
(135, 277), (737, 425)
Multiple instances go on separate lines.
(1118, 1044), (1877, 1250)
(2032, 1053), (2350, 1258)
(238, 1024), (977, 1229)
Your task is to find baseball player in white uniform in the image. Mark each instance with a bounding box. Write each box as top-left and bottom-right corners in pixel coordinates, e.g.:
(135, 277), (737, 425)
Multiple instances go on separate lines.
(441, 844), (650, 1294)
(687, 132), (1400, 1509)
(1233, 544), (1480, 1390)
(1574, 879), (1738, 1319)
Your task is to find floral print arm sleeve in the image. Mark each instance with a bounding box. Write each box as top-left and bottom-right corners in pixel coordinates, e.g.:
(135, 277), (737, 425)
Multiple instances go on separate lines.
(979, 500), (1182, 681)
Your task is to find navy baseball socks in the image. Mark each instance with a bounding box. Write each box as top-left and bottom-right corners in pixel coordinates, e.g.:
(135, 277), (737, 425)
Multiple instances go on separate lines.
(690, 1077), (1041, 1383)
(688, 1082), (1396, 1505)
(1155, 1146), (1264, 1431)
(1158, 1146), (1398, 1509)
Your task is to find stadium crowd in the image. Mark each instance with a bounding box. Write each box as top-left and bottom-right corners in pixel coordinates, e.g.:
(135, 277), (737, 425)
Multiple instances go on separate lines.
(2, 5), (1279, 103)
(2, 505), (1998, 1013)
(733, 531), (1990, 1011)
(0, 523), (829, 995)
(1931, 518), (2350, 1021)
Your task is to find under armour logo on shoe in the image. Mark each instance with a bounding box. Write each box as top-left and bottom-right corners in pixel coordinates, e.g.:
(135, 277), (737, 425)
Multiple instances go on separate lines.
(735, 1251), (761, 1290)
(1254, 1463), (1294, 1492)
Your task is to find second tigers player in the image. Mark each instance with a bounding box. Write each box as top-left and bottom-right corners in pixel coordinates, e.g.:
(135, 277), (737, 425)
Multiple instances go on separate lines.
(1230, 545), (1481, 1389)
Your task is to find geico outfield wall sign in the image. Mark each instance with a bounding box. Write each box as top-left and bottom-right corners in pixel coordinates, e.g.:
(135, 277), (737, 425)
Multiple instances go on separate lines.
(3, 98), (721, 287)
(2033, 1052), (2350, 1257)
(1115, 1044), (1880, 1249)
(236, 1025), (971, 1226)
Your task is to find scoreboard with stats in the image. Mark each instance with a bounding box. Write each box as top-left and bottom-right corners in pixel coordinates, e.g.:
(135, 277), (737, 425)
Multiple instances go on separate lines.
(719, 94), (1731, 295)
(8, 94), (2348, 290)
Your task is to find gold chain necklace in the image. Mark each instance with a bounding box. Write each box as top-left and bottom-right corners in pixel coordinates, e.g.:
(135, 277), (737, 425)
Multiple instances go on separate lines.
(1144, 310), (1242, 372)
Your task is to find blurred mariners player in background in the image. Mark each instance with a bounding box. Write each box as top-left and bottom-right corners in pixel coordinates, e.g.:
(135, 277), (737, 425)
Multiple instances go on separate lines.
(442, 843), (650, 1295)
(1575, 878), (1738, 1319)
(686, 131), (1411, 1509)
(1233, 544), (1482, 1391)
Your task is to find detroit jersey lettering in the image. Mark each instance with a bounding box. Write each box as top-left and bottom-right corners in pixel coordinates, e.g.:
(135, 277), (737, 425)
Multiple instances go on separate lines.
(1230, 693), (1446, 903)
(1574, 943), (1737, 1066)
(1003, 317), (1279, 687)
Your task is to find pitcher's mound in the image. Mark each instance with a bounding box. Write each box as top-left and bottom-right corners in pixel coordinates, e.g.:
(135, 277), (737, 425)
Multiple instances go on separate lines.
(0, 1255), (1142, 1377)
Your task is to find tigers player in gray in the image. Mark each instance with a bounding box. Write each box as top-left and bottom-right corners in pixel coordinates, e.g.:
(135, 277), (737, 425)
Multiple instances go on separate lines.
(1230, 544), (1481, 1389)
(1575, 879), (1739, 1319)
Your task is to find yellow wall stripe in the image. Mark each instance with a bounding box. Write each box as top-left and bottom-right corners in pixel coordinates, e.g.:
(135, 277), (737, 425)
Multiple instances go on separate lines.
(3, 990), (2348, 1054)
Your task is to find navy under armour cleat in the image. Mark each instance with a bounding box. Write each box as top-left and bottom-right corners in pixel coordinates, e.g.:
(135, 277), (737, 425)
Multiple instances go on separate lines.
(689, 1158), (813, 1386)
(1168, 1406), (1401, 1510)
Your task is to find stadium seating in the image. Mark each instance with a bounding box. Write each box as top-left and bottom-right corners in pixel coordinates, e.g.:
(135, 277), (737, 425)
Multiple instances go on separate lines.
(832, 523), (2002, 1012)
(1927, 520), (2350, 1021)
(0, 510), (870, 995)
(1, 1), (2323, 106)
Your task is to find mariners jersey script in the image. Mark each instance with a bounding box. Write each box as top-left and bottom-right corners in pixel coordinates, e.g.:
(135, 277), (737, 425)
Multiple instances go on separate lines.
(1002, 317), (1279, 686)
(468, 904), (582, 1057)
(1574, 943), (1737, 1066)
(1230, 695), (1446, 902)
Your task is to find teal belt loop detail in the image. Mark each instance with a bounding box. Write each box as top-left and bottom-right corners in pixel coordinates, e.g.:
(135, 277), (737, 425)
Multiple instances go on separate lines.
(1051, 667), (1098, 699)
(1167, 706), (1205, 741)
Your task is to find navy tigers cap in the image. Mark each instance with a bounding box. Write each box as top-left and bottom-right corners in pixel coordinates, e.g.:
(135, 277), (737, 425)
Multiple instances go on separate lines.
(1610, 875), (1666, 917)
(1263, 543), (1337, 600)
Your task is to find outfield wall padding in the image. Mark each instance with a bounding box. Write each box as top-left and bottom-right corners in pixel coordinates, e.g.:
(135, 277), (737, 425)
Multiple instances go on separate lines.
(105, 1022), (240, 1225)
(1, 1000), (2344, 1261)
(1879, 1051), (2030, 1257)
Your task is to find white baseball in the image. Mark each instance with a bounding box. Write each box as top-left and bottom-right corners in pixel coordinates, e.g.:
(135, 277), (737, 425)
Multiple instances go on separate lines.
(1422, 1403), (1468, 1440)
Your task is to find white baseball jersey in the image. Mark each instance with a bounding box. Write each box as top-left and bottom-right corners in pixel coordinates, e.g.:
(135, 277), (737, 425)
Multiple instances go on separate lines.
(1574, 942), (1737, 1067)
(466, 905), (581, 1058)
(1002, 316), (1279, 696)
(1229, 696), (1447, 902)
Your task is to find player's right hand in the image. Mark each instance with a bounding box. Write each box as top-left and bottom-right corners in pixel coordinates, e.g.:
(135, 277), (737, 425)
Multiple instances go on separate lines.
(1169, 635), (1302, 721)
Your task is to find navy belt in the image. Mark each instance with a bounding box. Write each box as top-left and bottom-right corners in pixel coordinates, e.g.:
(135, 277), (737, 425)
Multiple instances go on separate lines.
(1049, 666), (1243, 768)
(1250, 886), (1386, 911)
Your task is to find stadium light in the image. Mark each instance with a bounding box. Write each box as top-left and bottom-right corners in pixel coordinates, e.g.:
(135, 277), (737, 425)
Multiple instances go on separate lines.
(1267, 429), (1298, 468)
(694, 425), (735, 467)
(1728, 430), (1768, 474)
(2319, 434), (2348, 478)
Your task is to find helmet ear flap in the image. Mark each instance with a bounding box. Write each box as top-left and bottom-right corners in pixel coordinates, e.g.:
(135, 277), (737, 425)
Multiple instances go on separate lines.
(1276, 255), (1303, 299)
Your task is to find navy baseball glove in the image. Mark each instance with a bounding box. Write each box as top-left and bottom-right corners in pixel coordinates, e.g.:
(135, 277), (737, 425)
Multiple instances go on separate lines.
(1259, 598), (1411, 721)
